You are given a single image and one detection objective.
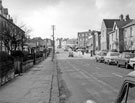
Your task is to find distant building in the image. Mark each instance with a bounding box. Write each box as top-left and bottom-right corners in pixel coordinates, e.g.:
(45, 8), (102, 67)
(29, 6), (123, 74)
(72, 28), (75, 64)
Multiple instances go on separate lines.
(77, 31), (90, 48)
(60, 38), (77, 48)
(94, 31), (101, 52)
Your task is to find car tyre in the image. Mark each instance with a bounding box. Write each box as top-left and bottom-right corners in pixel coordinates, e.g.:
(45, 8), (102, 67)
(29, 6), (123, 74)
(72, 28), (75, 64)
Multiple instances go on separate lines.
(117, 62), (120, 67)
(125, 63), (129, 69)
(108, 61), (110, 65)
(133, 65), (135, 70)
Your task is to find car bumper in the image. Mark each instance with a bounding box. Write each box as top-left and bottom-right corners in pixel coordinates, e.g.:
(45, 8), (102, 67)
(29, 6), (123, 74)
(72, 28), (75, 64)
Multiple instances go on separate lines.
(129, 62), (135, 67)
(109, 59), (116, 64)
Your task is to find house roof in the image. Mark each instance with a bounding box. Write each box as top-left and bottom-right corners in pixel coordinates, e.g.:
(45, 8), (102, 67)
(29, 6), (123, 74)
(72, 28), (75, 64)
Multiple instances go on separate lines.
(115, 20), (132, 28)
(122, 19), (135, 28)
(103, 19), (119, 28)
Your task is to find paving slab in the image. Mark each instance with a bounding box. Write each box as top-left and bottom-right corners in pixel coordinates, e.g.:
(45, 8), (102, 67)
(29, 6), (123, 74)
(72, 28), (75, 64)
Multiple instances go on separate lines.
(0, 57), (57, 103)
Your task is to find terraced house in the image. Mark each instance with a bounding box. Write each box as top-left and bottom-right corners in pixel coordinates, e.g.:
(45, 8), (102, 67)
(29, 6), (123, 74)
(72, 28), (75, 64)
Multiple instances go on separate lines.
(109, 15), (132, 52)
(122, 20), (135, 51)
(101, 18), (119, 51)
(0, 0), (25, 53)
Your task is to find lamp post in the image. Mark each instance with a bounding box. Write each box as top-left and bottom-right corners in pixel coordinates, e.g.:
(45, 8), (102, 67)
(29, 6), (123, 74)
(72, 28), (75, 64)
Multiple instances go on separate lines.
(52, 25), (55, 61)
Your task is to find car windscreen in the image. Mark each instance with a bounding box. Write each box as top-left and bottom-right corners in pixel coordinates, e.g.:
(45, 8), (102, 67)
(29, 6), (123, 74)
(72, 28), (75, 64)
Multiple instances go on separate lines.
(125, 53), (135, 58)
(110, 53), (119, 56)
(101, 52), (107, 56)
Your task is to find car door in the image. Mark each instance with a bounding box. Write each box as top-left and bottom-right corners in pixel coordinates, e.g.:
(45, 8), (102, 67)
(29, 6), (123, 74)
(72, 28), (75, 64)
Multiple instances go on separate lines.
(118, 54), (123, 65)
(115, 82), (128, 103)
(115, 81), (135, 103)
(121, 53), (127, 66)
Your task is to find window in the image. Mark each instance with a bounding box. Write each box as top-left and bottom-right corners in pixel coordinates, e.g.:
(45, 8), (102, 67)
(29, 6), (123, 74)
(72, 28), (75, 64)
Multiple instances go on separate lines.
(124, 29), (127, 38)
(130, 27), (133, 37)
(112, 33), (113, 41)
(116, 30), (118, 40)
(117, 84), (128, 103)
(127, 83), (135, 103)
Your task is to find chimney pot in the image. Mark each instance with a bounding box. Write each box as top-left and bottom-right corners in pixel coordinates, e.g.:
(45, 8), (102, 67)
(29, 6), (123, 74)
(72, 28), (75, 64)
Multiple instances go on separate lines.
(119, 14), (124, 21)
(125, 14), (130, 21)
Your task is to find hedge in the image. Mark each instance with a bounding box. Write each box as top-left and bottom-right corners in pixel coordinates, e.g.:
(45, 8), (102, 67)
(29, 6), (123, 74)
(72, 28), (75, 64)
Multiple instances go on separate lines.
(0, 52), (14, 78)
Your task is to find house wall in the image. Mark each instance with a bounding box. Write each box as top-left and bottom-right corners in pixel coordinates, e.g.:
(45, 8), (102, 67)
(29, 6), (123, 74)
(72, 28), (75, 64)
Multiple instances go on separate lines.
(101, 21), (107, 50)
(87, 35), (93, 52)
(78, 32), (90, 48)
(0, 15), (25, 52)
(109, 27), (124, 52)
(101, 21), (112, 51)
(124, 25), (135, 50)
(119, 29), (124, 52)
(94, 32), (101, 51)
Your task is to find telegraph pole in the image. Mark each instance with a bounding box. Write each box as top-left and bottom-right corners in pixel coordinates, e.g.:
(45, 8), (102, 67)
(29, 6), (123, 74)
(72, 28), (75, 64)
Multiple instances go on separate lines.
(52, 25), (55, 61)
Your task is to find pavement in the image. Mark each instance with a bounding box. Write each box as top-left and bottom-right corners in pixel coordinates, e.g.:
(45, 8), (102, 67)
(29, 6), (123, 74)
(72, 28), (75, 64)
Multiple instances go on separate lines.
(0, 56), (59, 103)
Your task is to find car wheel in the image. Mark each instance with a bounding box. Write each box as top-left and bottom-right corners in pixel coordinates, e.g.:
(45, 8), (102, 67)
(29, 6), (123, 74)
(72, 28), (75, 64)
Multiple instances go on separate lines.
(108, 61), (110, 65)
(117, 62), (120, 67)
(125, 63), (129, 69)
(133, 65), (135, 70)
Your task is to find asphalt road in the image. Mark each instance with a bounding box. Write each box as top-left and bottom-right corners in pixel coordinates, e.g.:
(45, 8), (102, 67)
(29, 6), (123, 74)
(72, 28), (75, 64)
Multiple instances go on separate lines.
(56, 49), (133, 103)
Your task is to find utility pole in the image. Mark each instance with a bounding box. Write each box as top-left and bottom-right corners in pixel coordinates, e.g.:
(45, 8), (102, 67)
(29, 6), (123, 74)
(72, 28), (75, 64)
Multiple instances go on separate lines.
(52, 25), (55, 61)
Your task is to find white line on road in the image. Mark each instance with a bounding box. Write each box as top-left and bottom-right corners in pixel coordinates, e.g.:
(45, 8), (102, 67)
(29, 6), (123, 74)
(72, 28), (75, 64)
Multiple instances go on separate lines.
(112, 73), (123, 78)
(96, 67), (101, 69)
(66, 60), (118, 93)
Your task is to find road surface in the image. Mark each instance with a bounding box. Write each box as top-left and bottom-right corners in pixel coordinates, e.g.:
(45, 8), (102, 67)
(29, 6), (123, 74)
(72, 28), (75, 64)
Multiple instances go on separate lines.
(56, 49), (132, 103)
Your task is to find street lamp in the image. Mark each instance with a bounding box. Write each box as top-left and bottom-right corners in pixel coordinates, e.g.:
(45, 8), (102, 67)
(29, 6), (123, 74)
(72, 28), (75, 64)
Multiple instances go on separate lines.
(51, 25), (55, 61)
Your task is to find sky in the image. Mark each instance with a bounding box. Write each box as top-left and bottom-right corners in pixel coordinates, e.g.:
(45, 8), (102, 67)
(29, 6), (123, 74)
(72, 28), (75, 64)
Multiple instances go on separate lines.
(2, 0), (135, 39)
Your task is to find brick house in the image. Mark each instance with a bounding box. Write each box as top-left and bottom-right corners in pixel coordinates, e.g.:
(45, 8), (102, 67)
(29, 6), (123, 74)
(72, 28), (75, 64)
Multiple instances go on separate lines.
(109, 15), (132, 52)
(77, 31), (90, 48)
(101, 19), (119, 51)
(0, 15), (25, 52)
(122, 20), (135, 51)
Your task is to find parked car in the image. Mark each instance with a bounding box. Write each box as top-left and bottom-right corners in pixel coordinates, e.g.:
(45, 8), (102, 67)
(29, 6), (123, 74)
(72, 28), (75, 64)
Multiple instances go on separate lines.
(128, 57), (135, 70)
(104, 52), (120, 65)
(68, 51), (74, 57)
(87, 71), (135, 103)
(115, 71), (135, 103)
(68, 48), (74, 57)
(95, 51), (107, 63)
(116, 52), (135, 69)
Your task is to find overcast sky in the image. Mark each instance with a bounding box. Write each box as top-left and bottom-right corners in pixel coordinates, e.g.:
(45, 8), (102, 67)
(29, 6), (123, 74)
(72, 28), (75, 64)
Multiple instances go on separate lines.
(2, 0), (135, 39)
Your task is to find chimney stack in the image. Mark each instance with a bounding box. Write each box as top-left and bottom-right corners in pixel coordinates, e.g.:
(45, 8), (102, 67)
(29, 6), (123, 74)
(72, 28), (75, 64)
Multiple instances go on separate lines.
(125, 14), (130, 21)
(0, 0), (2, 14)
(119, 14), (124, 21)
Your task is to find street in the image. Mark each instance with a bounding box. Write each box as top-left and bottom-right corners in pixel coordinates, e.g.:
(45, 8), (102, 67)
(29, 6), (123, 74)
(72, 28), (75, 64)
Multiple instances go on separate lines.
(56, 49), (133, 103)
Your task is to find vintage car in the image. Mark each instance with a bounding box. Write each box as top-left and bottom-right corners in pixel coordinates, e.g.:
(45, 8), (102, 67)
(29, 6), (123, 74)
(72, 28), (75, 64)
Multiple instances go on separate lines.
(116, 52), (135, 69)
(95, 51), (107, 63)
(115, 71), (135, 103)
(86, 71), (135, 103)
(128, 57), (135, 70)
(104, 52), (120, 65)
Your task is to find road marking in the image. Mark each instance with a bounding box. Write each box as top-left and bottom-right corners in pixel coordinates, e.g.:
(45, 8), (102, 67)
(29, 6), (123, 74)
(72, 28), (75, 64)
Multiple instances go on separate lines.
(112, 73), (123, 78)
(66, 60), (118, 93)
(96, 67), (101, 69)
